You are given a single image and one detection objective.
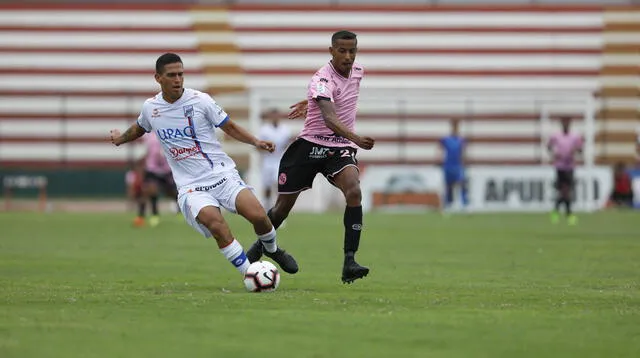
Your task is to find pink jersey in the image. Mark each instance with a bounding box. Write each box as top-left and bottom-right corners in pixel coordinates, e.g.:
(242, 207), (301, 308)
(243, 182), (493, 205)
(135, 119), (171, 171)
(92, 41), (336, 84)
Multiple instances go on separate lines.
(549, 132), (583, 170)
(144, 133), (171, 175)
(299, 61), (364, 148)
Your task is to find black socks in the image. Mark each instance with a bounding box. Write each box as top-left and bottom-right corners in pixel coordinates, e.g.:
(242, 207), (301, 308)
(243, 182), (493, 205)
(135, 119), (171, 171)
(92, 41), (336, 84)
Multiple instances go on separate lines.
(343, 205), (362, 257)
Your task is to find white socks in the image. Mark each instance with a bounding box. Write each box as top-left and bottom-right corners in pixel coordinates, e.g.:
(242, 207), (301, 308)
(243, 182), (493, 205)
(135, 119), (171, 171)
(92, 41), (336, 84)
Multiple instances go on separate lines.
(219, 239), (250, 274)
(258, 227), (277, 253)
(219, 230), (277, 275)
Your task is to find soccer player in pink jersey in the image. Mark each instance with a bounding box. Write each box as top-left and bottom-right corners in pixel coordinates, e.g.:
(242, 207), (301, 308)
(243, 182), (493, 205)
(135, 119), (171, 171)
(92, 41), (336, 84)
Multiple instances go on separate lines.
(246, 30), (376, 284)
(547, 117), (583, 225)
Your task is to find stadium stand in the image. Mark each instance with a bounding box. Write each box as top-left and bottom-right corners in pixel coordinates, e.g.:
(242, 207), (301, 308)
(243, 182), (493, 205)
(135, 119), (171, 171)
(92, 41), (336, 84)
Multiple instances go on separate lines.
(0, 3), (637, 171)
(598, 6), (640, 165)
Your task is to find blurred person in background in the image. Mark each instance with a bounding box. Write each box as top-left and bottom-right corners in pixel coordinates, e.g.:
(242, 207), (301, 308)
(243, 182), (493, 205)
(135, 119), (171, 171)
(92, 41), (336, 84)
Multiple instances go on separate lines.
(247, 30), (375, 284)
(140, 132), (178, 227)
(606, 162), (633, 209)
(258, 108), (292, 208)
(439, 118), (469, 213)
(125, 159), (145, 225)
(548, 116), (583, 225)
(110, 53), (298, 276)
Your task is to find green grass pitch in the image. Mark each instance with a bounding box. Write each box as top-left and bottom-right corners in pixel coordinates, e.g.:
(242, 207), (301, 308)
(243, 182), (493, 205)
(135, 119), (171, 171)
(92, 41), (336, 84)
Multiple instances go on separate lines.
(1, 210), (639, 357)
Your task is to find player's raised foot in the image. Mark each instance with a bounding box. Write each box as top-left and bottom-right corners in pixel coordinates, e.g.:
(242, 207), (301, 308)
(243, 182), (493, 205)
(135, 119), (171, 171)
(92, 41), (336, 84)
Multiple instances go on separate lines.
(246, 239), (264, 263)
(342, 261), (369, 284)
(133, 216), (145, 227)
(550, 211), (560, 224)
(149, 215), (160, 227)
(567, 214), (578, 226)
(264, 248), (299, 274)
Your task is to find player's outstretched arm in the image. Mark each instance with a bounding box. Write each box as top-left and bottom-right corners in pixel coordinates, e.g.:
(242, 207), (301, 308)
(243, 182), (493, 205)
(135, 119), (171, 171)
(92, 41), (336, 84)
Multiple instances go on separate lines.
(110, 123), (146, 146)
(317, 99), (374, 150)
(288, 99), (308, 119)
(220, 119), (275, 153)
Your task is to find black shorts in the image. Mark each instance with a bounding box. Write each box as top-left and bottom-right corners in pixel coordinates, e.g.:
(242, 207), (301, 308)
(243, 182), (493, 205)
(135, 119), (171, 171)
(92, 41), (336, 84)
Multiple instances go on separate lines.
(144, 171), (175, 191)
(277, 138), (358, 193)
(555, 169), (574, 189)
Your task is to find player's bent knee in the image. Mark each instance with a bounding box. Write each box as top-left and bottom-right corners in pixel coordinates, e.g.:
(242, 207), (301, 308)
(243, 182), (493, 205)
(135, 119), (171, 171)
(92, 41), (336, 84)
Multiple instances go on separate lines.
(273, 201), (292, 216)
(239, 205), (271, 233)
(196, 207), (225, 231)
(203, 218), (232, 244)
(269, 205), (290, 225)
(245, 207), (269, 225)
(343, 185), (362, 205)
(273, 194), (298, 215)
(235, 189), (269, 223)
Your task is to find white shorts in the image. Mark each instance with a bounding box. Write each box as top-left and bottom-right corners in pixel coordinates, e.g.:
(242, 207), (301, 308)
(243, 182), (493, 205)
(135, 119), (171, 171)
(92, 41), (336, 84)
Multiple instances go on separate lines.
(178, 169), (252, 238)
(261, 162), (279, 189)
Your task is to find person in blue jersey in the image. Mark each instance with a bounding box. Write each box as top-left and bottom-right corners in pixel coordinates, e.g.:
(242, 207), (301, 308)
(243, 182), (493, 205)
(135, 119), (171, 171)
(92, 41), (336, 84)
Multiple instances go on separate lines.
(439, 118), (469, 211)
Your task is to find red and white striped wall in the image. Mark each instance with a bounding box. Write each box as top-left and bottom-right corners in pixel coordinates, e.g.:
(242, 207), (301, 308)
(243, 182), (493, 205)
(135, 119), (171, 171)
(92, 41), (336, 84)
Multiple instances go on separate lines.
(0, 4), (634, 168)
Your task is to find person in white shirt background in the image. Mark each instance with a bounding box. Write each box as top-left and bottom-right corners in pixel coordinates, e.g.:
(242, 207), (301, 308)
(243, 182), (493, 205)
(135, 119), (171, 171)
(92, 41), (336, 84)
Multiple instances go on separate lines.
(258, 108), (292, 208)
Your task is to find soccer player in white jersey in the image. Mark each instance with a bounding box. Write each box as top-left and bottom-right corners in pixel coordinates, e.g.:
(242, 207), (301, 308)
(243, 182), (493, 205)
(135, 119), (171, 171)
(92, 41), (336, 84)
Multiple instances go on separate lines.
(258, 108), (292, 207)
(109, 53), (298, 276)
(247, 31), (375, 284)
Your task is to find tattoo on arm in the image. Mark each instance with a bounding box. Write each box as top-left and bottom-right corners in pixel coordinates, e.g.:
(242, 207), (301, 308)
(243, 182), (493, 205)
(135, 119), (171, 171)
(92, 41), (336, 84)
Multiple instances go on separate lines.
(121, 124), (145, 144)
(122, 127), (137, 142)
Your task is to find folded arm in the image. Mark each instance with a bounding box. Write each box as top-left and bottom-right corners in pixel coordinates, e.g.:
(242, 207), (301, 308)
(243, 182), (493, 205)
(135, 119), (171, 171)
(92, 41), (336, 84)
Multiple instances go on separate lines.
(317, 99), (359, 143)
(317, 99), (374, 150)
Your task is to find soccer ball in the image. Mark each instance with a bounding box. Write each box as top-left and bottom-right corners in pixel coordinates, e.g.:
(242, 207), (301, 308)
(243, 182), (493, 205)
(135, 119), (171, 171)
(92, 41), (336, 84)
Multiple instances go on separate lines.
(243, 261), (280, 292)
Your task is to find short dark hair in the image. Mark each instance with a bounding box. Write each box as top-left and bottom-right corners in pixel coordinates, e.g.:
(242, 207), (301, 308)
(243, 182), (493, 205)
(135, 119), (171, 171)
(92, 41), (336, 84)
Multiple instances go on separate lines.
(155, 53), (183, 74)
(331, 30), (357, 45)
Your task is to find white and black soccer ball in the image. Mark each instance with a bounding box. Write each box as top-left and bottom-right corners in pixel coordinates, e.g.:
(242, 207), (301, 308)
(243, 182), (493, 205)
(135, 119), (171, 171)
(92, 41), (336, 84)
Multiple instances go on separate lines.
(243, 261), (280, 292)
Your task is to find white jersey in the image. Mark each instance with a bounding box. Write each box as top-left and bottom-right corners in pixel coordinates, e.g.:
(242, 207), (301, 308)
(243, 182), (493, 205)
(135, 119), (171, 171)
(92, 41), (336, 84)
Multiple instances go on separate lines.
(258, 122), (291, 166)
(136, 88), (235, 192)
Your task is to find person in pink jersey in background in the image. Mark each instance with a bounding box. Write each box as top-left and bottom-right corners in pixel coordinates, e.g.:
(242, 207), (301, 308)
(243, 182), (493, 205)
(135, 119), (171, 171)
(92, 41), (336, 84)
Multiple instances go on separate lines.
(246, 30), (376, 284)
(136, 131), (178, 227)
(548, 116), (583, 225)
(125, 159), (145, 219)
